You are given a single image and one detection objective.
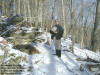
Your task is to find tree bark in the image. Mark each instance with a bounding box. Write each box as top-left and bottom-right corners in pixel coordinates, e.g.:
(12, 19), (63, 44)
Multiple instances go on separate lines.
(70, 0), (75, 53)
(91, 0), (100, 51)
(80, 0), (84, 49)
(62, 0), (67, 38)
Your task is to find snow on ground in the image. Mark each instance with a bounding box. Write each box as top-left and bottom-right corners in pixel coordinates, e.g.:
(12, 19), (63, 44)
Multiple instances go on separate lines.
(16, 42), (92, 75)
(62, 37), (100, 62)
(0, 33), (98, 75)
(0, 49), (4, 56)
(0, 37), (4, 41)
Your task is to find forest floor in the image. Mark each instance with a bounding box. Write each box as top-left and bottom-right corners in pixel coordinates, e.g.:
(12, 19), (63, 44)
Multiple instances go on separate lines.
(0, 32), (100, 75)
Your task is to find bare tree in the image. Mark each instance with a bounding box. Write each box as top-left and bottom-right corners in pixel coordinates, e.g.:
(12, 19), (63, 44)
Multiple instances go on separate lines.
(62, 0), (66, 38)
(91, 0), (100, 51)
(80, 0), (84, 49)
(51, 0), (56, 28)
(70, 0), (75, 53)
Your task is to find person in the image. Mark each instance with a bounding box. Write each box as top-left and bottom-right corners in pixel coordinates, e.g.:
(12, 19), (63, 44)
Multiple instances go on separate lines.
(50, 19), (64, 57)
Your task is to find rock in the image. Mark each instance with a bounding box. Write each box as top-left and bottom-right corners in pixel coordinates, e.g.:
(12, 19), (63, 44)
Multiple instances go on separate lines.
(94, 71), (100, 75)
(7, 30), (35, 45)
(6, 14), (23, 25)
(0, 22), (6, 32)
(13, 44), (40, 55)
(29, 47), (40, 55)
(0, 56), (4, 64)
(27, 66), (34, 71)
(0, 16), (8, 21)
(0, 37), (8, 45)
(0, 15), (24, 37)
(86, 63), (100, 72)
(10, 53), (15, 56)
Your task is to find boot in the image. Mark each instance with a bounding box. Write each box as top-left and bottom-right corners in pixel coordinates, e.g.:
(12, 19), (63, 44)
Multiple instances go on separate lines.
(56, 50), (61, 57)
(56, 50), (58, 56)
(58, 50), (61, 57)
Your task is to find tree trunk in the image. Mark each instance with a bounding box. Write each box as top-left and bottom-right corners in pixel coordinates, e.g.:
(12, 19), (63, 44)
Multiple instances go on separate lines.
(80, 0), (84, 49)
(62, 0), (67, 38)
(70, 0), (75, 53)
(91, 0), (100, 51)
(51, 0), (56, 28)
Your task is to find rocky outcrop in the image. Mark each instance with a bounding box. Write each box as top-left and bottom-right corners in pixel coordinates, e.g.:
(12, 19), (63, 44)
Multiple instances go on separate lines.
(6, 14), (23, 25)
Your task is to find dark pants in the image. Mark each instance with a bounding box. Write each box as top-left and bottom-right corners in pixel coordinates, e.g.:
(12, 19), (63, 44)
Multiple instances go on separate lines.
(54, 37), (61, 57)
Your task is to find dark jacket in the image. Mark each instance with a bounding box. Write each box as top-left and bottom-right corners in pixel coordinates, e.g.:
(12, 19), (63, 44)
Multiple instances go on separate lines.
(50, 24), (64, 40)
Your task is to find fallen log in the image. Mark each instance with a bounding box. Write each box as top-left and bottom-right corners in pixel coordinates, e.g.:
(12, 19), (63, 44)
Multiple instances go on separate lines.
(74, 47), (100, 63)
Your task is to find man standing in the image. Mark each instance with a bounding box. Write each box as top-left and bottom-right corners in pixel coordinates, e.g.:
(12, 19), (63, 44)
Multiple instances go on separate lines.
(50, 19), (64, 57)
